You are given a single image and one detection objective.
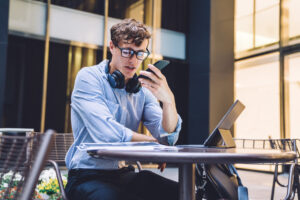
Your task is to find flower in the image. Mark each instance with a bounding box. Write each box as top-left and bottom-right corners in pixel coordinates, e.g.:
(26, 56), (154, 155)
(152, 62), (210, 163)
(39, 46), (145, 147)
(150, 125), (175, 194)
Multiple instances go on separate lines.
(37, 169), (67, 200)
(0, 169), (67, 200)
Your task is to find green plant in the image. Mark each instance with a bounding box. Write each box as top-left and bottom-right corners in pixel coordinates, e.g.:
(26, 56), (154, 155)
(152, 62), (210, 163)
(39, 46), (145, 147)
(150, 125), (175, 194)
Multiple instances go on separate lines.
(37, 169), (67, 200)
(0, 169), (67, 200)
(0, 171), (42, 199)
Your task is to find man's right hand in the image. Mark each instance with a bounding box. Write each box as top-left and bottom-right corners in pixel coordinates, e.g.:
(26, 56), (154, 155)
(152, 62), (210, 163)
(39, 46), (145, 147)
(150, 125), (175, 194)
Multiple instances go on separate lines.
(131, 132), (158, 142)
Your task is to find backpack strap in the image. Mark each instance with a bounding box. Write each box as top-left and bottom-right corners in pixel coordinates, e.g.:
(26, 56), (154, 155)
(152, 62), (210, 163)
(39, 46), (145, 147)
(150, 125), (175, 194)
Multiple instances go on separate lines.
(228, 165), (249, 200)
(238, 186), (249, 200)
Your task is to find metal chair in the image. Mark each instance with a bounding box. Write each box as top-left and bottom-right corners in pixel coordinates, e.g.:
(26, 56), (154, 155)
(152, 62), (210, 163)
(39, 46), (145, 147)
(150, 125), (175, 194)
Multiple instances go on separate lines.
(45, 133), (143, 200)
(48, 133), (74, 166)
(0, 129), (55, 200)
(47, 132), (74, 200)
(234, 138), (300, 200)
(269, 139), (300, 200)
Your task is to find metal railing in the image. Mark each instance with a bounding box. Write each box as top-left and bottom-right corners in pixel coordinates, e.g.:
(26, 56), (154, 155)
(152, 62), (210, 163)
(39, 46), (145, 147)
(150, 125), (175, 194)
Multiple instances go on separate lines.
(234, 138), (300, 200)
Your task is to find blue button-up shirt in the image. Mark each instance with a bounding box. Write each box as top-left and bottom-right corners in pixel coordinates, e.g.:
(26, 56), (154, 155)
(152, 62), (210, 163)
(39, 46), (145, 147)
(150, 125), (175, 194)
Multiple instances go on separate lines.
(65, 60), (182, 169)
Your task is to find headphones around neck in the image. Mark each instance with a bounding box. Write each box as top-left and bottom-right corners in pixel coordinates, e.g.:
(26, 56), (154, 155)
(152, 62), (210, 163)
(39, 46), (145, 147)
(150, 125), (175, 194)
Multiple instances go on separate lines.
(106, 61), (141, 94)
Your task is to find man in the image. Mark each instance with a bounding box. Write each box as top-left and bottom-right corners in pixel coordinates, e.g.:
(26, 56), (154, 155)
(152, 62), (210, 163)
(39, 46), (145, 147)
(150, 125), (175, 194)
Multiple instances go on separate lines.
(65, 18), (182, 200)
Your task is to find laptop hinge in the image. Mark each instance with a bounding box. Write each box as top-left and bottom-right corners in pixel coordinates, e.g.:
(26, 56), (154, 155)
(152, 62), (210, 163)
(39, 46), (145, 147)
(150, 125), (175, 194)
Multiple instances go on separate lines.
(217, 128), (236, 148)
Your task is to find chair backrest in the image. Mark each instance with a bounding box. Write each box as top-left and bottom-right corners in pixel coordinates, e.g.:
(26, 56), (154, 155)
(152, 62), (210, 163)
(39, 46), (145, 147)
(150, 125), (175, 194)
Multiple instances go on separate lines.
(0, 130), (55, 200)
(48, 133), (74, 166)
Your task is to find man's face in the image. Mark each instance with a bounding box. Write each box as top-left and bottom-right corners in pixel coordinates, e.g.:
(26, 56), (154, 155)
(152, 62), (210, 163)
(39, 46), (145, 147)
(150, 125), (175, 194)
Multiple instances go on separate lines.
(109, 39), (148, 82)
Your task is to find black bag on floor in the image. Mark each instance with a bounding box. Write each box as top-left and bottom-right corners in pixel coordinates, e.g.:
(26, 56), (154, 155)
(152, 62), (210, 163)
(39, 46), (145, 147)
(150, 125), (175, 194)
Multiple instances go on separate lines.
(195, 163), (248, 200)
(194, 100), (248, 199)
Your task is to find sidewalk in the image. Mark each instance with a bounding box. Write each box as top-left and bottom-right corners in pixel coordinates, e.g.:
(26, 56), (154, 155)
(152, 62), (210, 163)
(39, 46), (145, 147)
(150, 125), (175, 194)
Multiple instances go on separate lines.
(147, 167), (295, 200)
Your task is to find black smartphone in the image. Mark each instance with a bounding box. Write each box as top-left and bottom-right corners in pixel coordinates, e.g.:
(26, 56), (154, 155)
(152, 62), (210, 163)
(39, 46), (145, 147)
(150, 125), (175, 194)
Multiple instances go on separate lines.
(138, 60), (170, 80)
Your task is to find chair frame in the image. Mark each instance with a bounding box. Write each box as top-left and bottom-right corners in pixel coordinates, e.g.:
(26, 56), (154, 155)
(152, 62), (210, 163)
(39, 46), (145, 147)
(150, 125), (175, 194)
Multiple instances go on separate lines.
(21, 130), (55, 200)
(0, 129), (55, 200)
(234, 138), (300, 200)
(45, 132), (143, 200)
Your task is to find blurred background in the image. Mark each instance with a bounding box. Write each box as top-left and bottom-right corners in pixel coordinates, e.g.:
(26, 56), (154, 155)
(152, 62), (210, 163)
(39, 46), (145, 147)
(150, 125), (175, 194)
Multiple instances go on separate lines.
(0, 0), (300, 156)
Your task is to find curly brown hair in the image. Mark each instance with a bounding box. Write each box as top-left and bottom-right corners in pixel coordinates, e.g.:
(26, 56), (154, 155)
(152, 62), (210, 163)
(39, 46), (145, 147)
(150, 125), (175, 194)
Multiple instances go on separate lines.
(110, 19), (151, 47)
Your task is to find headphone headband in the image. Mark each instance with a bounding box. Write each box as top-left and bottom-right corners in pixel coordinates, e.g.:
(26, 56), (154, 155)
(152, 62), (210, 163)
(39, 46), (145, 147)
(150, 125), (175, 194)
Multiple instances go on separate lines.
(106, 61), (141, 93)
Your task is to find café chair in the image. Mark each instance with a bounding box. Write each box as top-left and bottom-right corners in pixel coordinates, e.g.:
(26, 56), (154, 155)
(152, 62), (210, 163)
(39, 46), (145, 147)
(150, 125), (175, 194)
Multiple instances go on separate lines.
(0, 129), (55, 200)
(234, 138), (300, 200)
(45, 132), (143, 200)
(46, 132), (74, 200)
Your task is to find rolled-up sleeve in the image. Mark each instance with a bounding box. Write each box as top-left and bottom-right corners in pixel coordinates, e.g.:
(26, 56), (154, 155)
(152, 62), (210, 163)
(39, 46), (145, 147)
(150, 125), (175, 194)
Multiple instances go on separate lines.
(71, 68), (133, 143)
(142, 89), (182, 146)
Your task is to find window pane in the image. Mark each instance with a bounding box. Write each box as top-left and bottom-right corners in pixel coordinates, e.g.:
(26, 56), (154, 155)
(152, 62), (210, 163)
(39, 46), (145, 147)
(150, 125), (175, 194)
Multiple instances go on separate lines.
(256, 0), (279, 11)
(235, 0), (253, 18)
(4, 35), (44, 130)
(235, 0), (253, 52)
(35, 0), (105, 15)
(286, 53), (300, 138)
(289, 0), (300, 38)
(234, 53), (280, 140)
(161, 0), (188, 33)
(109, 0), (144, 21)
(235, 15), (253, 52)
(255, 0), (279, 47)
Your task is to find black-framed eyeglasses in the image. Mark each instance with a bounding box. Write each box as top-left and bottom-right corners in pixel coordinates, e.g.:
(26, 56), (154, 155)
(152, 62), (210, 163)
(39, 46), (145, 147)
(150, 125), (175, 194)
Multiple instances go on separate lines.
(116, 45), (150, 61)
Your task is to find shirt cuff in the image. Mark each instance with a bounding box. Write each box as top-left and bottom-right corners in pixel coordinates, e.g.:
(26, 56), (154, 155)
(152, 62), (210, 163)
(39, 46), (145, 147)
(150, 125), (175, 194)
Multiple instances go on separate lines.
(123, 128), (133, 142)
(159, 114), (182, 146)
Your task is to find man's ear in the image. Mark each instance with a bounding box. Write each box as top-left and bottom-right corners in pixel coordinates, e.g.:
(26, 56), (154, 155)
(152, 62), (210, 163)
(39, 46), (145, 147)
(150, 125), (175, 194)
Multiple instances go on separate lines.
(109, 41), (115, 54)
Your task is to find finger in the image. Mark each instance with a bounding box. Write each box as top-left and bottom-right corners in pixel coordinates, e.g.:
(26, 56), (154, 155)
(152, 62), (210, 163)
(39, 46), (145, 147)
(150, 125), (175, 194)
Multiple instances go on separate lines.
(139, 71), (160, 83)
(138, 77), (155, 85)
(148, 64), (164, 79)
(151, 136), (158, 143)
(139, 79), (158, 89)
(160, 163), (166, 172)
(141, 83), (157, 93)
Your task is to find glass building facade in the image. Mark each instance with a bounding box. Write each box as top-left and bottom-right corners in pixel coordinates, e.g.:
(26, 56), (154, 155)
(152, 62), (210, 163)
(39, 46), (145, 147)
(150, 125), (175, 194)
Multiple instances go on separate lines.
(1, 0), (189, 143)
(234, 0), (300, 140)
(1, 0), (299, 174)
(234, 0), (300, 171)
(6, 0), (299, 149)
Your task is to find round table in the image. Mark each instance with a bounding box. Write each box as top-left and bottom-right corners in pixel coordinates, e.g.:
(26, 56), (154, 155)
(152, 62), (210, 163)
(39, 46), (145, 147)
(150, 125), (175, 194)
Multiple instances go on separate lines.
(87, 145), (296, 200)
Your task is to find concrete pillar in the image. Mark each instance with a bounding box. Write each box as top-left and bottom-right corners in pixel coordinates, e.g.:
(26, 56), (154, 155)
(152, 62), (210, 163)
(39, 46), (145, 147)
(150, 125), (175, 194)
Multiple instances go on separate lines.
(187, 0), (234, 144)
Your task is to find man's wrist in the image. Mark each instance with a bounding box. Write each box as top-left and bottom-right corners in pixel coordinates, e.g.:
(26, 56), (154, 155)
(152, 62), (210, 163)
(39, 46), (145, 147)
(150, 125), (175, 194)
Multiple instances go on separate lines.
(162, 95), (175, 107)
(131, 132), (157, 142)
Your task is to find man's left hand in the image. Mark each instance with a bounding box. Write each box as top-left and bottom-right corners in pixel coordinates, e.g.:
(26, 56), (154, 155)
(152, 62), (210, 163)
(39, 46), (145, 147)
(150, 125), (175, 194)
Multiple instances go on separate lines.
(139, 64), (175, 105)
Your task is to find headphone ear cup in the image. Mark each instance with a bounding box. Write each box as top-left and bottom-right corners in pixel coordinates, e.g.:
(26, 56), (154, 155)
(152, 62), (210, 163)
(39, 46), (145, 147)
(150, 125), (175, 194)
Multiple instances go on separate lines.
(108, 70), (125, 89)
(125, 75), (141, 93)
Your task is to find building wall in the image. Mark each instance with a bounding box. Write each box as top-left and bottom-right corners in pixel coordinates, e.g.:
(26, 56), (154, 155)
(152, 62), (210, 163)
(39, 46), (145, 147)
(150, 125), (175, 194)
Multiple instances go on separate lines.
(0, 0), (9, 125)
(187, 0), (234, 144)
(0, 0), (236, 145)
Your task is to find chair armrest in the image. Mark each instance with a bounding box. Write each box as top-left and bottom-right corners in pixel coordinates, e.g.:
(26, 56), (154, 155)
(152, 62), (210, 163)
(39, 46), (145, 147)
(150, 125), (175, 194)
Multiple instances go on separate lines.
(47, 160), (69, 200)
(136, 161), (143, 171)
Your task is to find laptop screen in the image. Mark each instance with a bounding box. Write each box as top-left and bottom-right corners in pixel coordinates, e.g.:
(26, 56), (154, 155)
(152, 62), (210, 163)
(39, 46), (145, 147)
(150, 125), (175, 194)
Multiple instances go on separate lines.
(203, 100), (245, 147)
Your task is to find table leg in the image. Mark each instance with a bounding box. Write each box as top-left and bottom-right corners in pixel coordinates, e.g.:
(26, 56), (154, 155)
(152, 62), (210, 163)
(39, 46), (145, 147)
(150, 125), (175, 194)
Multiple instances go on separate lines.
(284, 163), (295, 200)
(179, 163), (195, 200)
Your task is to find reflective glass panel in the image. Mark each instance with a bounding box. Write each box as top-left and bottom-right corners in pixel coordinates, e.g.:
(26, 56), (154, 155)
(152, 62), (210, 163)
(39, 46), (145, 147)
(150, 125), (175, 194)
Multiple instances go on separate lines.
(109, 0), (144, 21)
(35, 0), (105, 15)
(285, 53), (300, 138)
(289, 0), (300, 38)
(235, 15), (253, 52)
(161, 0), (187, 33)
(255, 0), (279, 47)
(234, 53), (280, 140)
(256, 0), (279, 11)
(235, 0), (253, 52)
(235, 0), (253, 18)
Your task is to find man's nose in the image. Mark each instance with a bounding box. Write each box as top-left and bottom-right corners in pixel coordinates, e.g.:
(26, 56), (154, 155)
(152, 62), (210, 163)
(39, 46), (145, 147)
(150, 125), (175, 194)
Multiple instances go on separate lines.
(129, 54), (138, 64)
